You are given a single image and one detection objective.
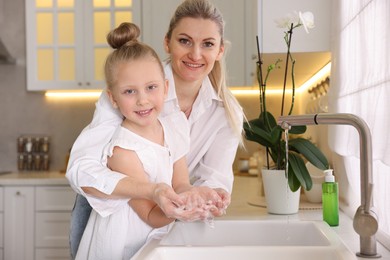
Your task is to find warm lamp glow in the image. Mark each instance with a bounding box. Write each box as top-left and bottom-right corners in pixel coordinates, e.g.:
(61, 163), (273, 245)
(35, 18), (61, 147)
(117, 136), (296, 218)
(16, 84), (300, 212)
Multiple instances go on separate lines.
(44, 63), (330, 98)
(45, 90), (102, 98)
(231, 62), (331, 96)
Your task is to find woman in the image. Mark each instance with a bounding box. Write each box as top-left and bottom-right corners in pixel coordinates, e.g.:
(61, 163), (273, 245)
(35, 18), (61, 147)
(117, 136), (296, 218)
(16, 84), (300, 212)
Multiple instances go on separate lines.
(66, 0), (243, 257)
(76, 22), (216, 259)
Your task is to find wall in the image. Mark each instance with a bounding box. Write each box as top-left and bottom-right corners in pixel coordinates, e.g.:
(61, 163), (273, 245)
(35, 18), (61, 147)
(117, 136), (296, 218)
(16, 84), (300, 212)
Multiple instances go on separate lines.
(0, 0), (97, 172)
(0, 0), (328, 174)
(258, 0), (331, 53)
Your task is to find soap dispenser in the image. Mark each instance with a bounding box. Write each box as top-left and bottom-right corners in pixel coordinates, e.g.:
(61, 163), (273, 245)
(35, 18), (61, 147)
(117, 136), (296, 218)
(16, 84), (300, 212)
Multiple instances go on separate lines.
(322, 169), (339, 226)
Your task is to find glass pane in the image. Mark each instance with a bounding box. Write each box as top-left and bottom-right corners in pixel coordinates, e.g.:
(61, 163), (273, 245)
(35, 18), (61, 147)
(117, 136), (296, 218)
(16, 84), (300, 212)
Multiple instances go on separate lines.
(37, 49), (54, 81)
(59, 49), (75, 80)
(95, 48), (111, 81)
(36, 0), (53, 8)
(115, 11), (132, 27)
(37, 13), (53, 45)
(94, 12), (111, 44)
(58, 0), (74, 8)
(58, 13), (74, 44)
(93, 0), (110, 8)
(115, 0), (132, 7)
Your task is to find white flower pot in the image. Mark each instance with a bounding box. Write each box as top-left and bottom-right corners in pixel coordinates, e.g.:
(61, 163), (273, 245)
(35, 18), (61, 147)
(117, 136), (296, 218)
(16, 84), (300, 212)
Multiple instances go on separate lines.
(261, 169), (301, 214)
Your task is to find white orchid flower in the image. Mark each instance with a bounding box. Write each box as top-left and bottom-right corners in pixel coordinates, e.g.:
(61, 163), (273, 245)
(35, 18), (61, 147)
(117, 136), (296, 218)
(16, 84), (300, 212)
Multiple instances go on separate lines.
(299, 11), (315, 33)
(275, 12), (300, 29)
(275, 11), (315, 33)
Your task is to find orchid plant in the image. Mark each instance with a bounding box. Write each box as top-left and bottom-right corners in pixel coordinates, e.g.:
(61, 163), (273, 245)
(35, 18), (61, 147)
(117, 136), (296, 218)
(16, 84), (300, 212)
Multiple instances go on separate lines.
(244, 11), (329, 192)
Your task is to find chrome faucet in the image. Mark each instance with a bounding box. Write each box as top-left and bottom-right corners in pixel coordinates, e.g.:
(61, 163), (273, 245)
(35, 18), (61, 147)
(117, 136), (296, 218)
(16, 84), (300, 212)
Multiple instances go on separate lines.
(278, 113), (381, 258)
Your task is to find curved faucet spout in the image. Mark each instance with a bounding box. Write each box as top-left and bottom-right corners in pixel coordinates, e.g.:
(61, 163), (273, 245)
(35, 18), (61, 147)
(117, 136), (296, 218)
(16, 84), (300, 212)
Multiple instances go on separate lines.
(277, 113), (380, 258)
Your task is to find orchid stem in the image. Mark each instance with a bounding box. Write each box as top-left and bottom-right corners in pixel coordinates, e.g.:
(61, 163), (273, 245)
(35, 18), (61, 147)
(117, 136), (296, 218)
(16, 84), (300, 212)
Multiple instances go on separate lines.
(280, 23), (294, 117)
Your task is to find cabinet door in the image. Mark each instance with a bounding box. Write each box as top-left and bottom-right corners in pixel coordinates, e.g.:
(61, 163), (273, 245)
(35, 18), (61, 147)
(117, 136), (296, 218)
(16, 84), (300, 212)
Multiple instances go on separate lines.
(4, 187), (34, 260)
(26, 0), (141, 91)
(26, 0), (81, 90)
(81, 0), (142, 90)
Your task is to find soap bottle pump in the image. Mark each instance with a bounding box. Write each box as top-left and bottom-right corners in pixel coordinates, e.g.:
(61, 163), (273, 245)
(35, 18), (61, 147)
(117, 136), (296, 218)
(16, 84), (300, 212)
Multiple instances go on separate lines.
(322, 169), (339, 226)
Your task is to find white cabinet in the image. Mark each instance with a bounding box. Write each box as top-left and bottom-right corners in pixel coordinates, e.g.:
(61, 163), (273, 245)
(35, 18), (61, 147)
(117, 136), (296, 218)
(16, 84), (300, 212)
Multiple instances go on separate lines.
(2, 185), (76, 260)
(4, 187), (35, 260)
(25, 0), (141, 91)
(141, 0), (258, 86)
(34, 186), (76, 260)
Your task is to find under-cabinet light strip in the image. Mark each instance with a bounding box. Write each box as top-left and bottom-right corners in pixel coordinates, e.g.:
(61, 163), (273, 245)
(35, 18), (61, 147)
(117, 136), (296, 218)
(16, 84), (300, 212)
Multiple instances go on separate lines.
(44, 62), (331, 98)
(231, 62), (331, 96)
(45, 90), (103, 98)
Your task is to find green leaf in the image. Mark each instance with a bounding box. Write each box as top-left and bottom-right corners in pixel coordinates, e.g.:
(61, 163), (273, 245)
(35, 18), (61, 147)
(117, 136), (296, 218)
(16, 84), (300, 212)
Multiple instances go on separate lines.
(288, 152), (313, 191)
(289, 125), (307, 135)
(244, 118), (282, 147)
(289, 138), (329, 170)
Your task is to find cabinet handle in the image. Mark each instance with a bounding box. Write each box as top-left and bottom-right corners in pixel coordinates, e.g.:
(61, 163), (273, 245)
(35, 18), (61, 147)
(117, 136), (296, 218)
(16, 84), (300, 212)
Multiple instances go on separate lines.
(16, 191), (21, 196)
(78, 82), (82, 86)
(86, 82), (91, 86)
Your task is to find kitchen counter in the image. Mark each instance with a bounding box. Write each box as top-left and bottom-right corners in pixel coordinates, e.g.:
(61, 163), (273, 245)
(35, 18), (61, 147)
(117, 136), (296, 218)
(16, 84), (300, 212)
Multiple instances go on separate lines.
(0, 171), (69, 186)
(225, 175), (390, 259)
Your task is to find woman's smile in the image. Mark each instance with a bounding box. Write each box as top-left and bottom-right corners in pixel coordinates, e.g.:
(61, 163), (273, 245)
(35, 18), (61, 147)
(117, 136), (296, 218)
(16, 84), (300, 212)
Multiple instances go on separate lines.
(182, 61), (204, 69)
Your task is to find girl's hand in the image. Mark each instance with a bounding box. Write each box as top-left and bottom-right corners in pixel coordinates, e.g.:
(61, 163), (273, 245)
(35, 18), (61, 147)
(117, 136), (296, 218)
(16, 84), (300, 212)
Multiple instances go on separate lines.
(152, 183), (207, 222)
(178, 186), (229, 220)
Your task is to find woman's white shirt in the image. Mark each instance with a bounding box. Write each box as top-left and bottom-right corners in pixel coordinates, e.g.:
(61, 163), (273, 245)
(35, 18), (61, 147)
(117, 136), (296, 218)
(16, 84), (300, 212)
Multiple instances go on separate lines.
(66, 62), (242, 205)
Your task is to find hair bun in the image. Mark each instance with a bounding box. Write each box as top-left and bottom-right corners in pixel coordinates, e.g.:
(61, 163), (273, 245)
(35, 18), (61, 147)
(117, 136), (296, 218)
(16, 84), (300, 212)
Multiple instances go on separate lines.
(107, 22), (141, 49)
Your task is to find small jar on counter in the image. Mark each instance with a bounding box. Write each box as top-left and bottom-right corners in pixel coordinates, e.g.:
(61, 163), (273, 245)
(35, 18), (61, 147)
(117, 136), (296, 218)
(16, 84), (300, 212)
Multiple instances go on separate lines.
(41, 137), (50, 153)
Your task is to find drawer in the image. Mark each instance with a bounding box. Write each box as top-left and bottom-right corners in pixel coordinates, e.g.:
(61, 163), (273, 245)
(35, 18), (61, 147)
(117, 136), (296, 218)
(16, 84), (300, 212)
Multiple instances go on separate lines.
(35, 212), (71, 247)
(35, 248), (70, 260)
(35, 186), (76, 211)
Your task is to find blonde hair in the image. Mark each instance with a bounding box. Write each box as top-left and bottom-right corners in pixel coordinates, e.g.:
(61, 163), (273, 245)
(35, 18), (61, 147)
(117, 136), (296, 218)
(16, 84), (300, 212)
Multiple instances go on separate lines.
(166, 0), (244, 140)
(105, 22), (164, 90)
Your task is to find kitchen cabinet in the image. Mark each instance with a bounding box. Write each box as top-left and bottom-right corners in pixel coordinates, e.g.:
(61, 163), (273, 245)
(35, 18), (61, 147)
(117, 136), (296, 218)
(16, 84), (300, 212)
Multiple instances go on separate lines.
(142, 0), (258, 87)
(25, 0), (141, 91)
(2, 185), (76, 260)
(4, 187), (34, 260)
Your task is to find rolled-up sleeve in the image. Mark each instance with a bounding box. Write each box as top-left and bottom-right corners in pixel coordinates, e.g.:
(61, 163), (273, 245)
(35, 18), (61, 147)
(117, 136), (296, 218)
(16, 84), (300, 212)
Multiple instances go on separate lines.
(65, 92), (129, 216)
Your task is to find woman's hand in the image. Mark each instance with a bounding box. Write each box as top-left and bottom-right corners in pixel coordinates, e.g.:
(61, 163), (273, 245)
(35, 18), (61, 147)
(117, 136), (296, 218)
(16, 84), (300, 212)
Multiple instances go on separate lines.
(211, 188), (231, 217)
(152, 183), (206, 222)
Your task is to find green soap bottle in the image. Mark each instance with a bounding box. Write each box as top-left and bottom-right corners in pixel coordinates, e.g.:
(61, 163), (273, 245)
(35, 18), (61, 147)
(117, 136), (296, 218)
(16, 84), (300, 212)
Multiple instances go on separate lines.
(322, 169), (339, 226)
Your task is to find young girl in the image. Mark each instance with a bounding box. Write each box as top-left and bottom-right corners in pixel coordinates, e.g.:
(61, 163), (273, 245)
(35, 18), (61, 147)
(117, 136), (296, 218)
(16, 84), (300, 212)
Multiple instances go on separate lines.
(75, 22), (212, 260)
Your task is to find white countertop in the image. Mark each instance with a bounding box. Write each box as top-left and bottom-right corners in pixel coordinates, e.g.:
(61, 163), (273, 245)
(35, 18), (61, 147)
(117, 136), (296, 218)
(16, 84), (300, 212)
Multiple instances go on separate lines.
(224, 175), (390, 259)
(0, 171), (69, 186)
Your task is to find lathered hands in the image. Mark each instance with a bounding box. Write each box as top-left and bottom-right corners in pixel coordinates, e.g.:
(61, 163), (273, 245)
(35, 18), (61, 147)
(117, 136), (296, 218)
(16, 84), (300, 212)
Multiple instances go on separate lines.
(175, 186), (229, 222)
(151, 183), (229, 222)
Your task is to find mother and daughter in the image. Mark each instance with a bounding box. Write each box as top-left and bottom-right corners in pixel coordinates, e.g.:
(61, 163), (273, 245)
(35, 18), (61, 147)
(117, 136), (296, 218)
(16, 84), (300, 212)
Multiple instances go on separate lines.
(66, 0), (244, 259)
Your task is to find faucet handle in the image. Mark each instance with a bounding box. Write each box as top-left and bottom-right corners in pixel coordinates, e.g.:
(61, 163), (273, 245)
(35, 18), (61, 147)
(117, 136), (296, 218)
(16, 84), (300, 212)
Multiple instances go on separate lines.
(353, 205), (378, 237)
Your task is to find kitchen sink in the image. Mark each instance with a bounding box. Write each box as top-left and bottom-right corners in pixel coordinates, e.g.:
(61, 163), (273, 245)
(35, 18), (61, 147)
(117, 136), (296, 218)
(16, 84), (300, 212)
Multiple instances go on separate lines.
(132, 220), (356, 260)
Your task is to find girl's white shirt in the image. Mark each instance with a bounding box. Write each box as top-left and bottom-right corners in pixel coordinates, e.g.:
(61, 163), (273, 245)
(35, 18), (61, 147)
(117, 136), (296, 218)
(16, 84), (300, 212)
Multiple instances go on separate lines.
(76, 113), (188, 260)
(66, 62), (242, 212)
